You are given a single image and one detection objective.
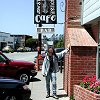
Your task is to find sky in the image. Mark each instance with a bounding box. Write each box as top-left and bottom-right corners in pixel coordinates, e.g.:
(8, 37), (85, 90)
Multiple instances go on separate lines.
(0, 0), (65, 38)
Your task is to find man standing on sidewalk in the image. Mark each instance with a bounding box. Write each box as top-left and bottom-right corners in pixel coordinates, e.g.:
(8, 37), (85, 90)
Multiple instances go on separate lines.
(42, 44), (70, 99)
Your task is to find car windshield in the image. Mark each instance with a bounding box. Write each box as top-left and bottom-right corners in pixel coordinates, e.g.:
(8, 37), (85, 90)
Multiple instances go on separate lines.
(0, 52), (11, 61)
(0, 55), (6, 62)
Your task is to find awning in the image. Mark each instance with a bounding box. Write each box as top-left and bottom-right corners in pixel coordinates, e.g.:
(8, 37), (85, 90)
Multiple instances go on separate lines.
(67, 28), (97, 46)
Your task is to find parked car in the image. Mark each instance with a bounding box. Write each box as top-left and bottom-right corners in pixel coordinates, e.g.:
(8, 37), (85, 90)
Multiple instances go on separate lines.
(25, 47), (31, 52)
(0, 51), (37, 84)
(55, 48), (64, 53)
(17, 47), (27, 52)
(0, 77), (31, 100)
(2, 46), (14, 53)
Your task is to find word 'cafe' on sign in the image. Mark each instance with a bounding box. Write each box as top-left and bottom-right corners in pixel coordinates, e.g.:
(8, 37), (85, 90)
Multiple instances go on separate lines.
(35, 15), (56, 23)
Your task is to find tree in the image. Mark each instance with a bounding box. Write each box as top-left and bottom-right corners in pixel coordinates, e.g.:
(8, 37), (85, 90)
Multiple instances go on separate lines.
(26, 38), (38, 49)
(54, 39), (64, 48)
(54, 34), (64, 48)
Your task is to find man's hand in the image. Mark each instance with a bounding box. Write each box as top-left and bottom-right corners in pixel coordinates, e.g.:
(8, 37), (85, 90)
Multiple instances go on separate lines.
(67, 44), (70, 49)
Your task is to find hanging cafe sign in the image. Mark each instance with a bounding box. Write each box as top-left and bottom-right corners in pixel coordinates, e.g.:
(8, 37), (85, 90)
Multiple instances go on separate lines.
(34, 0), (57, 24)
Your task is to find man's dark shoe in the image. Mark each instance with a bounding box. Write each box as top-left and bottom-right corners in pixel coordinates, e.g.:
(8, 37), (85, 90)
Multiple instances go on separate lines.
(52, 94), (59, 99)
(46, 94), (50, 98)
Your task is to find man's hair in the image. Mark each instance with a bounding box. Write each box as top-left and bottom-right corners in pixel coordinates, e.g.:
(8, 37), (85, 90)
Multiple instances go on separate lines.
(48, 47), (58, 60)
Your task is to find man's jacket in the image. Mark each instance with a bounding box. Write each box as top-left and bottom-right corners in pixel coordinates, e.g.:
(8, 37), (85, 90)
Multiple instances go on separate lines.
(42, 49), (69, 76)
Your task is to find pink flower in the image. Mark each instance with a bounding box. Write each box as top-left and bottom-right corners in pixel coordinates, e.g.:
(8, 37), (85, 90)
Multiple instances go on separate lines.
(90, 76), (96, 84)
(80, 75), (100, 94)
(94, 81), (100, 88)
(82, 76), (90, 83)
(94, 90), (97, 93)
(90, 83), (94, 88)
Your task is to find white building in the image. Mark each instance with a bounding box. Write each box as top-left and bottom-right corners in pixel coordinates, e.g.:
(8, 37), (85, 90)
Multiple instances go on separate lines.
(0, 32), (14, 50)
(81, 0), (100, 25)
(81, 0), (100, 79)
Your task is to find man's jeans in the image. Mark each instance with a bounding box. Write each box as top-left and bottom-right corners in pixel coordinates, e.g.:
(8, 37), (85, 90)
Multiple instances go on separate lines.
(45, 71), (56, 95)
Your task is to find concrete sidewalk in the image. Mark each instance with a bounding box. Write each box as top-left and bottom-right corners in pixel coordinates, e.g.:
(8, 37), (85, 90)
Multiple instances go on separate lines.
(28, 71), (69, 100)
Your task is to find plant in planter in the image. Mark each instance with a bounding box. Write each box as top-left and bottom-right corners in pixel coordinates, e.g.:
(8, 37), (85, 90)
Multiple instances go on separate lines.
(74, 76), (100, 100)
(80, 75), (100, 94)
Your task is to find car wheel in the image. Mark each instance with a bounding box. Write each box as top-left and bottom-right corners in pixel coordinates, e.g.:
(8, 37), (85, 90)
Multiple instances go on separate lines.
(4, 95), (17, 100)
(18, 73), (30, 84)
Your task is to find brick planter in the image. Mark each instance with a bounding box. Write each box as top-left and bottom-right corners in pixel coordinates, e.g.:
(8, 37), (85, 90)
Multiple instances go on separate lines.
(74, 85), (100, 100)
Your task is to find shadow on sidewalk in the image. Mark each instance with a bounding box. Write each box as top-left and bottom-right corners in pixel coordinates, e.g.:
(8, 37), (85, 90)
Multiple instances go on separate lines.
(30, 77), (41, 82)
(58, 88), (64, 90)
(57, 94), (67, 98)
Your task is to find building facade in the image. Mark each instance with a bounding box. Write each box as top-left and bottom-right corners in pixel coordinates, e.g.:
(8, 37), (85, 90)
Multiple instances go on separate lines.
(64, 0), (97, 97)
(0, 32), (14, 50)
(81, 0), (100, 79)
(11, 35), (32, 49)
(0, 32), (32, 50)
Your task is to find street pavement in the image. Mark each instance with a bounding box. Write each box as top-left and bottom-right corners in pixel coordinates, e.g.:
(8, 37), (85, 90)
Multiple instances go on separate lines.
(29, 71), (69, 100)
(4, 52), (69, 100)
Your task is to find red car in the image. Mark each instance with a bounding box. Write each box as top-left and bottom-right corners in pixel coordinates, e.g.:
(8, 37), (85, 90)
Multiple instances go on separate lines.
(0, 51), (37, 84)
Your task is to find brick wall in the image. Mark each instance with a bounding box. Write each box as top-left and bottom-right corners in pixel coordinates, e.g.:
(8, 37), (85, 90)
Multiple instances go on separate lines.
(92, 25), (99, 43)
(67, 0), (81, 27)
(64, 0), (97, 97)
(67, 0), (81, 18)
(64, 46), (96, 96)
(63, 53), (70, 94)
(63, 20), (70, 94)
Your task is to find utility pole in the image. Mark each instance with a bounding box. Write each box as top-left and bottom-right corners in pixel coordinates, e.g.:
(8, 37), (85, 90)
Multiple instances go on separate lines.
(38, 23), (42, 55)
(38, 0), (42, 55)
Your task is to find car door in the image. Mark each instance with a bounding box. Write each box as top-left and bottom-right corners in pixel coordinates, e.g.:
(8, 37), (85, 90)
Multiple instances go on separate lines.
(0, 54), (17, 77)
(0, 54), (10, 76)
